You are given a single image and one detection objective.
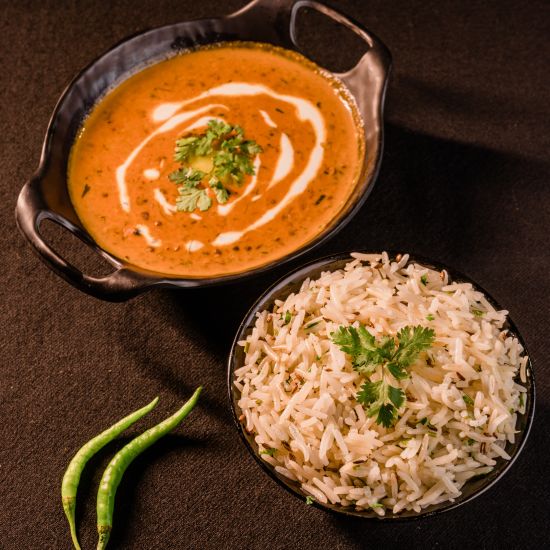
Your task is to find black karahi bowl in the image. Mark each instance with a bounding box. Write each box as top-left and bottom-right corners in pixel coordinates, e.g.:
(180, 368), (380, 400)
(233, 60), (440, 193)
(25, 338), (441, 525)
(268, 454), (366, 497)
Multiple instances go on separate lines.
(15, 0), (391, 301)
(227, 251), (535, 519)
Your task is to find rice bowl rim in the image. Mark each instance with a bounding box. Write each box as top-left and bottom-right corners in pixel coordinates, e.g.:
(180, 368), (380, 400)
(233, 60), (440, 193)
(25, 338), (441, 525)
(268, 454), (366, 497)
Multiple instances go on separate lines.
(227, 251), (535, 520)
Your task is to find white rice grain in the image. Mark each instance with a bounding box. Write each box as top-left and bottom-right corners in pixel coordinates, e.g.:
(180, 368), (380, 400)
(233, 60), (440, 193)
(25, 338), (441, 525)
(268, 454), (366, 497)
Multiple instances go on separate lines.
(235, 253), (528, 514)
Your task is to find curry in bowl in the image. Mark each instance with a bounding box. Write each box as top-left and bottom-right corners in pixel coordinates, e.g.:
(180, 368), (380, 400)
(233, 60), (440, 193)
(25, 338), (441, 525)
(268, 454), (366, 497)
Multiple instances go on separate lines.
(68, 42), (365, 277)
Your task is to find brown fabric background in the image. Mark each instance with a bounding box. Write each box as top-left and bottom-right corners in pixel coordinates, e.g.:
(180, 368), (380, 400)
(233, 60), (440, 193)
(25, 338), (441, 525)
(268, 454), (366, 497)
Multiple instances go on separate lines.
(1, 1), (549, 549)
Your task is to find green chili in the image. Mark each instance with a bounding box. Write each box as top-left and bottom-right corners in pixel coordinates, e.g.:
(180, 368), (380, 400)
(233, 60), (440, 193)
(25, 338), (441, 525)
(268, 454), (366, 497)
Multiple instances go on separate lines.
(61, 397), (159, 550)
(96, 387), (202, 550)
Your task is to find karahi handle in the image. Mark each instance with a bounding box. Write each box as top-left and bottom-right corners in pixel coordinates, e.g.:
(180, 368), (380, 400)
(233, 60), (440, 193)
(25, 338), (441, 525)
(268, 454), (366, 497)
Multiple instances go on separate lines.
(15, 178), (151, 301)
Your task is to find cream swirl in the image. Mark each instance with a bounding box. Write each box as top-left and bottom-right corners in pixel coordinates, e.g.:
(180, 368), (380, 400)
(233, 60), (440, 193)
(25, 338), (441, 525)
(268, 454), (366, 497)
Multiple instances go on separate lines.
(115, 83), (326, 248)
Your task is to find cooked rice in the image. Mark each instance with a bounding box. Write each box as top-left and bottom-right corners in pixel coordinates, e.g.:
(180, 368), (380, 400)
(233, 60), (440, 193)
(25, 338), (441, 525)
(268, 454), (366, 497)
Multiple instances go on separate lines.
(234, 253), (528, 515)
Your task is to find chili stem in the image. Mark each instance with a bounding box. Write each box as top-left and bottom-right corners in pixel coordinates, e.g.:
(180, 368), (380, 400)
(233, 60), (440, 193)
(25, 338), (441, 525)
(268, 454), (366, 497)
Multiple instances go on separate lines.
(61, 397), (159, 550)
(96, 387), (202, 550)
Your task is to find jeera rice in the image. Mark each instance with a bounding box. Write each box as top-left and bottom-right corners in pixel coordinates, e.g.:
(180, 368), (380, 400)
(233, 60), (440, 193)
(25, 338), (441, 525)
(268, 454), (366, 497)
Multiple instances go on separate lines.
(234, 253), (529, 514)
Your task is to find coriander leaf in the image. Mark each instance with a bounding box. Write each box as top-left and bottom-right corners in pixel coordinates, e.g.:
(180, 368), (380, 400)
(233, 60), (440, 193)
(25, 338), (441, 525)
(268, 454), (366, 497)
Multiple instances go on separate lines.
(472, 308), (484, 317)
(212, 124), (262, 185)
(357, 380), (383, 407)
(169, 168), (190, 185)
(387, 385), (405, 409)
(305, 496), (315, 505)
(370, 503), (383, 509)
(245, 142), (263, 156)
(176, 187), (210, 212)
(426, 314), (435, 321)
(394, 326), (435, 368)
(387, 361), (408, 380)
(375, 334), (397, 362)
(331, 325), (364, 356)
(169, 167), (204, 186)
(208, 119), (232, 137)
(213, 186), (229, 204)
(283, 311), (292, 325)
(334, 323), (435, 428)
(377, 403), (397, 428)
(168, 169), (187, 185)
(188, 169), (205, 183)
(174, 136), (200, 162)
(175, 187), (201, 211)
(171, 119), (262, 212)
(420, 274), (428, 286)
(357, 381), (402, 428)
(260, 448), (276, 457)
(331, 325), (390, 374)
(197, 191), (212, 211)
(209, 177), (229, 204)
(463, 394), (474, 406)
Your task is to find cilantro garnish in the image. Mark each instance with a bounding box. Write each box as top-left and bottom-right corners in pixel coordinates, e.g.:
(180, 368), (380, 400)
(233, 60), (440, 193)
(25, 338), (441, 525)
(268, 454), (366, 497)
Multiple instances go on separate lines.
(420, 274), (428, 286)
(331, 324), (435, 428)
(260, 448), (276, 457)
(169, 119), (262, 212)
(463, 394), (474, 406)
(305, 496), (315, 505)
(472, 308), (484, 317)
(426, 314), (435, 321)
(283, 312), (292, 325)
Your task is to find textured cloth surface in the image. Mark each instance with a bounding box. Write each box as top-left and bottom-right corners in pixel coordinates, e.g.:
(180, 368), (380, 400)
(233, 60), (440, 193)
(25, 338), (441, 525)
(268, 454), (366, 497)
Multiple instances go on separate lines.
(1, 1), (549, 549)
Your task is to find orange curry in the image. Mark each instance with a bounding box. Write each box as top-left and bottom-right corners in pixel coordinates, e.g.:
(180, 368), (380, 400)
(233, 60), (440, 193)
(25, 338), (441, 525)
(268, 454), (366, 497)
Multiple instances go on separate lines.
(68, 43), (364, 277)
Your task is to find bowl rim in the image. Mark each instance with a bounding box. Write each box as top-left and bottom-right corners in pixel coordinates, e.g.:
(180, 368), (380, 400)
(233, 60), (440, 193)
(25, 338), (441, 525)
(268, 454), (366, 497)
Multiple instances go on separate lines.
(15, 0), (392, 300)
(226, 250), (536, 520)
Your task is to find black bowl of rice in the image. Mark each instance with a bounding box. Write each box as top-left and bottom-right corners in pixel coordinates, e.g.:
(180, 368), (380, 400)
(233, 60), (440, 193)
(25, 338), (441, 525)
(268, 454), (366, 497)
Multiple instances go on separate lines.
(227, 251), (535, 519)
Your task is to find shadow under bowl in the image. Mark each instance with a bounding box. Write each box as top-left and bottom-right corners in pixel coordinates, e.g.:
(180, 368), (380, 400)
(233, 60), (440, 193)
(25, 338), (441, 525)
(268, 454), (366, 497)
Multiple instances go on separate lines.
(227, 251), (535, 519)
